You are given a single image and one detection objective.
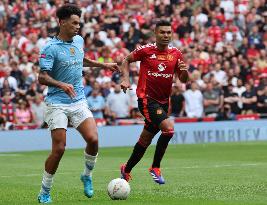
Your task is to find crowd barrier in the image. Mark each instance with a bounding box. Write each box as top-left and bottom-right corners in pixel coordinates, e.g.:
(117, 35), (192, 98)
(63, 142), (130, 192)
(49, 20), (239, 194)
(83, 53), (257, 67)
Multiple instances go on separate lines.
(0, 119), (266, 152)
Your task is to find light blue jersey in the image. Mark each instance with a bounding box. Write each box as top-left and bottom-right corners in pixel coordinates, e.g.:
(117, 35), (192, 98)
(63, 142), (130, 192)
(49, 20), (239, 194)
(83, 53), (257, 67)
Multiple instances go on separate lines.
(39, 35), (85, 104)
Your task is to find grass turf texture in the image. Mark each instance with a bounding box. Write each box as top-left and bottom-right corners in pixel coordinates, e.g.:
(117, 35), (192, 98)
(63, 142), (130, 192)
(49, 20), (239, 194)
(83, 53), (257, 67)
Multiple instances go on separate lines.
(0, 141), (266, 205)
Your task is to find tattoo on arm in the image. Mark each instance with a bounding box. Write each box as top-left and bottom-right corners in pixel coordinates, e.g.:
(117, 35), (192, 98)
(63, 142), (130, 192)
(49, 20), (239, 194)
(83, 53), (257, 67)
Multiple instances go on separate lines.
(83, 58), (103, 67)
(38, 71), (62, 88)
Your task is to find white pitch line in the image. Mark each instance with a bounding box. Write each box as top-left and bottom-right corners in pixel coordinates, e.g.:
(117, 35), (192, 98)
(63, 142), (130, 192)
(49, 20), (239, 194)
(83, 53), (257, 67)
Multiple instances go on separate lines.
(0, 154), (22, 157)
(0, 163), (265, 178)
(0, 172), (74, 178)
(164, 163), (261, 169)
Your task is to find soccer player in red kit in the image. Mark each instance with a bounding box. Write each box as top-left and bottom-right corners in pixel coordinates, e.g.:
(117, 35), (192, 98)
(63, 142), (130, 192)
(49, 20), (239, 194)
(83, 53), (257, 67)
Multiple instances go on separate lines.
(120, 20), (189, 184)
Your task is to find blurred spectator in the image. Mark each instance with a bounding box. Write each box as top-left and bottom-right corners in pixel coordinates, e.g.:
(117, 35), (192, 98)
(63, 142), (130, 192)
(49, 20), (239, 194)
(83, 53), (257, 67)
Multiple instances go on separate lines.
(256, 49), (267, 71)
(211, 62), (228, 86)
(207, 19), (223, 45)
(241, 83), (257, 114)
(25, 82), (40, 101)
(170, 83), (185, 117)
(183, 82), (203, 118)
(105, 83), (131, 119)
(14, 99), (35, 126)
(19, 54), (33, 73)
(203, 82), (220, 117)
(176, 16), (192, 38)
(220, 0), (235, 21)
(257, 86), (267, 114)
(86, 88), (105, 119)
(227, 68), (238, 87)
(191, 70), (206, 90)
(0, 77), (16, 98)
(123, 22), (141, 51)
(233, 78), (246, 109)
(0, 69), (18, 91)
(0, 90), (15, 130)
(154, 1), (172, 18)
(36, 28), (51, 50)
(83, 76), (93, 98)
(128, 75), (138, 110)
(96, 69), (111, 84)
(210, 76), (224, 110)
(9, 60), (23, 88)
(216, 104), (236, 121)
(31, 94), (45, 128)
(101, 81), (112, 98)
(224, 84), (240, 114)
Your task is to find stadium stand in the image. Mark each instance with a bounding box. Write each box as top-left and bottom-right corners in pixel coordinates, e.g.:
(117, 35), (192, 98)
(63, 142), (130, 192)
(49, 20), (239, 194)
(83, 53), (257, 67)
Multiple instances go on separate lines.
(0, 0), (266, 130)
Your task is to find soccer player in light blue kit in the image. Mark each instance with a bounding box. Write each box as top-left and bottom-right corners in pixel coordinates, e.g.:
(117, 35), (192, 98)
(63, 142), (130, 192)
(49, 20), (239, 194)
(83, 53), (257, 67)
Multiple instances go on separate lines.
(37, 4), (119, 203)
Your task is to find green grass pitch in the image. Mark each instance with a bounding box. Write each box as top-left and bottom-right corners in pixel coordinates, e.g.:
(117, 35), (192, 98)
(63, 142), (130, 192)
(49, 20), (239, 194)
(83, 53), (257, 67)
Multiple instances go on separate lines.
(0, 141), (267, 205)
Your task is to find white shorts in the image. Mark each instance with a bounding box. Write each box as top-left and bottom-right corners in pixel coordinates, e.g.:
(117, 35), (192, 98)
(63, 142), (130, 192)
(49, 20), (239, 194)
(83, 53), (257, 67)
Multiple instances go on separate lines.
(44, 100), (93, 131)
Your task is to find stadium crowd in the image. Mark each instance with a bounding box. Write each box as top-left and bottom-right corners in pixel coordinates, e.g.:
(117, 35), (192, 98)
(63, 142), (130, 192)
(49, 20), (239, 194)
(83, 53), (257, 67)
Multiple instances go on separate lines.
(0, 0), (266, 130)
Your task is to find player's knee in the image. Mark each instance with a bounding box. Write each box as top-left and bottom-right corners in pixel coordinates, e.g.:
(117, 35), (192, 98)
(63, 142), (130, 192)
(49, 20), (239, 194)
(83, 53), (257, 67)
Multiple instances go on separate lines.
(85, 133), (98, 146)
(161, 127), (174, 138)
(90, 136), (98, 146)
(54, 143), (66, 157)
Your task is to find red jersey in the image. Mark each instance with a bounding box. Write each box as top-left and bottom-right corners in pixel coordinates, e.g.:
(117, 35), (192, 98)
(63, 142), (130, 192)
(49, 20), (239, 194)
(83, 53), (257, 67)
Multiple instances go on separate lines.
(132, 43), (184, 104)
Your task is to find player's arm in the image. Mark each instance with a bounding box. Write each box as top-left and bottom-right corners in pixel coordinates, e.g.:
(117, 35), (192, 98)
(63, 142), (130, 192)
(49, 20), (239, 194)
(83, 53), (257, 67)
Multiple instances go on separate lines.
(120, 53), (136, 93)
(83, 58), (119, 72)
(38, 71), (76, 98)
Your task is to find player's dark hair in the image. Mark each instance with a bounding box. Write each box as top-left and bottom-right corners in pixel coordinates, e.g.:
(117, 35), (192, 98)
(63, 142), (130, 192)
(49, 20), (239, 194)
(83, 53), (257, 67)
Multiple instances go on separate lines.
(56, 4), (82, 20)
(155, 20), (171, 29)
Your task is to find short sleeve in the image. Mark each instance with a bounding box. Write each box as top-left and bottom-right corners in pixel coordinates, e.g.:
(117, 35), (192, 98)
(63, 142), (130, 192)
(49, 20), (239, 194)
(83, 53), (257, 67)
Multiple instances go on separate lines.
(39, 45), (55, 72)
(132, 46), (146, 61)
(73, 35), (84, 48)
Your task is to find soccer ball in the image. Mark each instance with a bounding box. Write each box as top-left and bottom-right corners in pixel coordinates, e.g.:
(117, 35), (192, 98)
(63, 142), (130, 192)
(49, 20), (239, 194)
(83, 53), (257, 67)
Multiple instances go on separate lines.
(107, 178), (130, 200)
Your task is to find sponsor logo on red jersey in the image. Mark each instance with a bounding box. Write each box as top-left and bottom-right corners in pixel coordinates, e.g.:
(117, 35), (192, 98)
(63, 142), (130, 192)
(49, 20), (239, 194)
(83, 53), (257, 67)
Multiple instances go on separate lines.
(157, 54), (174, 61)
(158, 63), (166, 72)
(147, 71), (173, 78)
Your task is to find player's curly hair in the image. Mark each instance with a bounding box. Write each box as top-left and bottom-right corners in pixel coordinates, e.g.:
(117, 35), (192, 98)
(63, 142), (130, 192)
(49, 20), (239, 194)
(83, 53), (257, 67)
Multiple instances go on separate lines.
(56, 4), (82, 20)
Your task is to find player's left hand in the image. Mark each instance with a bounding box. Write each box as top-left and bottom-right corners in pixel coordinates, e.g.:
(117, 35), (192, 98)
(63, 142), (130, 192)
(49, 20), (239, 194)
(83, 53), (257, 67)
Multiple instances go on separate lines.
(178, 59), (188, 71)
(103, 63), (120, 72)
(177, 59), (189, 83)
(120, 80), (131, 94)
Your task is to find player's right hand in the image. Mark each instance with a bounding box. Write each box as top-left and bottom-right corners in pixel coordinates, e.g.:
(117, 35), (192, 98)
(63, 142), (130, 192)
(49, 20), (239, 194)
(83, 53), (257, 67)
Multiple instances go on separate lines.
(120, 80), (131, 94)
(103, 63), (120, 72)
(59, 82), (76, 98)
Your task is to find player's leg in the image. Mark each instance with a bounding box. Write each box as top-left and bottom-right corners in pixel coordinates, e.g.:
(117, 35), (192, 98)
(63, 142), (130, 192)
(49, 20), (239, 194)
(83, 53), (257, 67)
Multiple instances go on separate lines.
(149, 103), (174, 184)
(71, 102), (98, 198)
(77, 118), (98, 198)
(121, 98), (159, 181)
(152, 118), (174, 169)
(38, 107), (68, 203)
(121, 124), (159, 181)
(45, 129), (67, 174)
